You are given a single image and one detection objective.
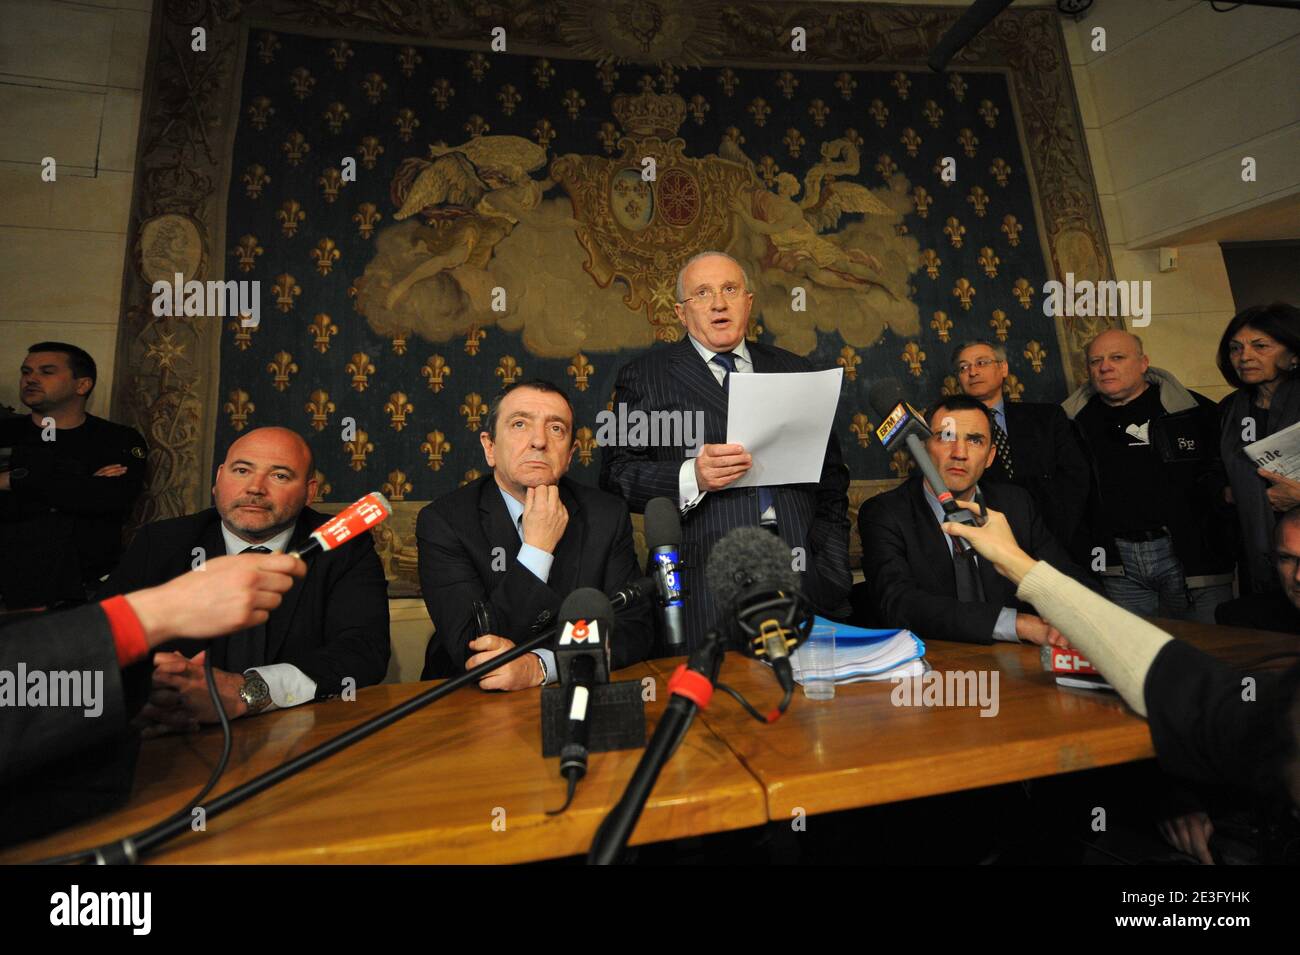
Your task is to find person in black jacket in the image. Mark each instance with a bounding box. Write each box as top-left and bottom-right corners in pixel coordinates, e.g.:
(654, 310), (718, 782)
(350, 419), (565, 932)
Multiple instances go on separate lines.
(98, 426), (389, 732)
(0, 551), (305, 846)
(856, 394), (1094, 645)
(0, 342), (147, 609)
(952, 339), (1091, 559)
(418, 379), (653, 687)
(1063, 330), (1234, 623)
(600, 251), (852, 651)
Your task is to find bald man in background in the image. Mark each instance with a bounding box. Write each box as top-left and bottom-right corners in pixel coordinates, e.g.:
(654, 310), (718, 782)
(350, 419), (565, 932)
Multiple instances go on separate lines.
(98, 427), (389, 731)
(1062, 330), (1234, 622)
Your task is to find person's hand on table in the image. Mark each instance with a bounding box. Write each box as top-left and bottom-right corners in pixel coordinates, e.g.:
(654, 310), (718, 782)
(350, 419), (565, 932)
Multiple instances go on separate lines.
(1159, 810), (1215, 865)
(940, 500), (1037, 585)
(1015, 613), (1069, 648)
(694, 443), (751, 492)
(1257, 468), (1300, 512)
(138, 650), (248, 736)
(466, 634), (544, 691)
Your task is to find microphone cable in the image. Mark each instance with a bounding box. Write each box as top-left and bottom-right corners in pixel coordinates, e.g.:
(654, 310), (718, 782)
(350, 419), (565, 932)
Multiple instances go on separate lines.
(38, 647), (235, 866)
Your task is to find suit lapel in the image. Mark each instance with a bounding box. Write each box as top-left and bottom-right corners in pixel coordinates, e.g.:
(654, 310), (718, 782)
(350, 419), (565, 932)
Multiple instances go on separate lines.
(667, 336), (729, 418)
(479, 478), (521, 575)
(548, 480), (586, 597)
(909, 479), (958, 595)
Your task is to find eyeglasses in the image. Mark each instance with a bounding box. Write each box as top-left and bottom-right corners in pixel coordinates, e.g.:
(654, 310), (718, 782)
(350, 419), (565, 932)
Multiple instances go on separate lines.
(679, 284), (745, 306)
(956, 357), (1003, 374)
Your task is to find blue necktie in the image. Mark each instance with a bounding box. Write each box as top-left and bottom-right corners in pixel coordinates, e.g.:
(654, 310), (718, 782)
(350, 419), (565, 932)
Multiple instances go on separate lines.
(711, 352), (776, 523)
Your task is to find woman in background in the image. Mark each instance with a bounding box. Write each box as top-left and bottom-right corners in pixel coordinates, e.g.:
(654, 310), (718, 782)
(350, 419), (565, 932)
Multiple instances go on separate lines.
(1217, 303), (1300, 594)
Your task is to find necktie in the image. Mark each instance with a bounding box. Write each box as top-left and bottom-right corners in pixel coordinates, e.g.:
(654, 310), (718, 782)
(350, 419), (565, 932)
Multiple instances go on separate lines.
(991, 417), (1015, 479)
(952, 548), (986, 603)
(221, 545), (272, 673)
(710, 352), (776, 524)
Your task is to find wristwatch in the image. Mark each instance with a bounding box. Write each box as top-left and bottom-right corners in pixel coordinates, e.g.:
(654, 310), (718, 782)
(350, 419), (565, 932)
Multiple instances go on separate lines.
(239, 672), (272, 714)
(531, 652), (548, 687)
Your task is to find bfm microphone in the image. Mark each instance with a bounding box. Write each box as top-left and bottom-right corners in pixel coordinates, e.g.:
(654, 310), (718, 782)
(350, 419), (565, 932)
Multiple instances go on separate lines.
(549, 588), (614, 814)
(289, 492), (393, 559)
(705, 526), (813, 707)
(644, 497), (686, 651)
(868, 379), (979, 553)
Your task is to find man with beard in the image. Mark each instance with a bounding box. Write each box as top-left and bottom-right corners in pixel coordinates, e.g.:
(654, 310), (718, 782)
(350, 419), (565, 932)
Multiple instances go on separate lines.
(98, 427), (389, 731)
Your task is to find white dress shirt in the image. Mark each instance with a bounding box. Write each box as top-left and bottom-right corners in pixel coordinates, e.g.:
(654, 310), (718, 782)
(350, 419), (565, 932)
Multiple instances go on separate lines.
(219, 524), (318, 709)
(677, 335), (777, 523)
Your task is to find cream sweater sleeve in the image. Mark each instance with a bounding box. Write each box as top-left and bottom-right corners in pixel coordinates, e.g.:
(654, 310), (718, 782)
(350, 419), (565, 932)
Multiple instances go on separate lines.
(1015, 561), (1173, 717)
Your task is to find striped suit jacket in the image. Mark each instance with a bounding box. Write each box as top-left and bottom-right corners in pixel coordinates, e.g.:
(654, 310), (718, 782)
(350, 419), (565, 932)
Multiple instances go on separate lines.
(600, 336), (852, 651)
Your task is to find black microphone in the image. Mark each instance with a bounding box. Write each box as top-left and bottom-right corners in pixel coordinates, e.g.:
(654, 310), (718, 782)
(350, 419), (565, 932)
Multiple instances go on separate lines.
(644, 497), (687, 651)
(868, 379), (979, 553)
(549, 588), (613, 815)
(705, 527), (812, 700)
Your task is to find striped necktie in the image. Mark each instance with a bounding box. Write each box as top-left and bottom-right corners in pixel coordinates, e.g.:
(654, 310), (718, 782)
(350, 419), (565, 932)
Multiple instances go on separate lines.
(710, 351), (776, 523)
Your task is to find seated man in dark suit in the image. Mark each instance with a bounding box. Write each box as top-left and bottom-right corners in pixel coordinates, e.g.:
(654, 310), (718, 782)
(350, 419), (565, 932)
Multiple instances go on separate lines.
(952, 339), (1090, 557)
(418, 379), (653, 688)
(99, 426), (389, 731)
(857, 395), (1094, 645)
(1216, 508), (1300, 634)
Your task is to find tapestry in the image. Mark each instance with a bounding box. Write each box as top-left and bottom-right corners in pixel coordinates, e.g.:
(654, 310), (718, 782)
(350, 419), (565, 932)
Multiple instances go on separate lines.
(117, 2), (1116, 593)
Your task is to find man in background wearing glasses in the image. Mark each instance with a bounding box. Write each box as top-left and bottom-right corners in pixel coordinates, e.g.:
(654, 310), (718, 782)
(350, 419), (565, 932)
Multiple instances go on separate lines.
(600, 251), (852, 652)
(952, 339), (1091, 561)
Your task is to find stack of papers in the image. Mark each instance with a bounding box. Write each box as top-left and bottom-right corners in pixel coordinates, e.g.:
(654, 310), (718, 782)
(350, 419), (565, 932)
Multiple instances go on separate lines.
(790, 617), (928, 685)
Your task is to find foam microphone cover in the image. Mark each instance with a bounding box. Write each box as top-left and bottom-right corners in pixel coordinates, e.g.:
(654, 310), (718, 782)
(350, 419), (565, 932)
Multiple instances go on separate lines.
(868, 378), (905, 420)
(559, 587), (614, 628)
(644, 497), (681, 549)
(704, 526), (799, 613)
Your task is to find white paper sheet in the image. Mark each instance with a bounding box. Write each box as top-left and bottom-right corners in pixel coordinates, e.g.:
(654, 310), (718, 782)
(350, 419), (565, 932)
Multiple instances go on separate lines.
(1241, 419), (1300, 479)
(725, 367), (844, 487)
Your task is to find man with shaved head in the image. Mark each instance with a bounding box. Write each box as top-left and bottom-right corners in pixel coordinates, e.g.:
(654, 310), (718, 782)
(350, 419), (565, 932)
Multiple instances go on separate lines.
(1062, 329), (1234, 621)
(99, 426), (389, 729)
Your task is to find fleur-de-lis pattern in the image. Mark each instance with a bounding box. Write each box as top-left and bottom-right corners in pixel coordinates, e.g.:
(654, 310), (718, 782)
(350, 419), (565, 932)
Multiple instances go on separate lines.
(220, 32), (1060, 497)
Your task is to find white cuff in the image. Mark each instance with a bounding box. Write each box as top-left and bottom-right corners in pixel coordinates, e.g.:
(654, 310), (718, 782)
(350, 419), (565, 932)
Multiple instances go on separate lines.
(993, 607), (1020, 643)
(245, 663), (317, 710)
(678, 458), (706, 512)
(533, 649), (559, 686)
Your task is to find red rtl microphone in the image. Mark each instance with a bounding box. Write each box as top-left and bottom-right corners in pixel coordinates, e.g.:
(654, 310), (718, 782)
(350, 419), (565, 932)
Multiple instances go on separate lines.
(289, 492), (393, 559)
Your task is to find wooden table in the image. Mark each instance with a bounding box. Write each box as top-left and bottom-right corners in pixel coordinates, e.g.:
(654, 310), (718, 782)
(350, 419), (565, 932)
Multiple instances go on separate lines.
(647, 619), (1299, 821)
(4, 621), (1292, 863)
(0, 663), (766, 864)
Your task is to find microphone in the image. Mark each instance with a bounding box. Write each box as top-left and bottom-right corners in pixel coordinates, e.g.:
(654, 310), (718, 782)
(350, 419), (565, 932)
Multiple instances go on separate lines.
(868, 380), (979, 553)
(549, 588), (614, 815)
(644, 497), (687, 651)
(289, 492), (393, 559)
(705, 527), (812, 700)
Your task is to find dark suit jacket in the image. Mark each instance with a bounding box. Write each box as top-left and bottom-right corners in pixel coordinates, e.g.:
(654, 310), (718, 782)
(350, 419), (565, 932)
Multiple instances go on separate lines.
(98, 507), (390, 696)
(856, 477), (1095, 643)
(600, 336), (852, 650)
(983, 401), (1091, 557)
(417, 475), (654, 679)
(0, 603), (144, 846)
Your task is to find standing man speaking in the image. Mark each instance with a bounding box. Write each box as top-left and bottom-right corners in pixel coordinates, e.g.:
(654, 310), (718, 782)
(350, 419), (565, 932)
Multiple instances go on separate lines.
(601, 251), (851, 650)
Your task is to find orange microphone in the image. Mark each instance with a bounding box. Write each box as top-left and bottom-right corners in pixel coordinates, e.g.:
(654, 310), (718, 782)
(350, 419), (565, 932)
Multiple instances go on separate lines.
(289, 492), (393, 559)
